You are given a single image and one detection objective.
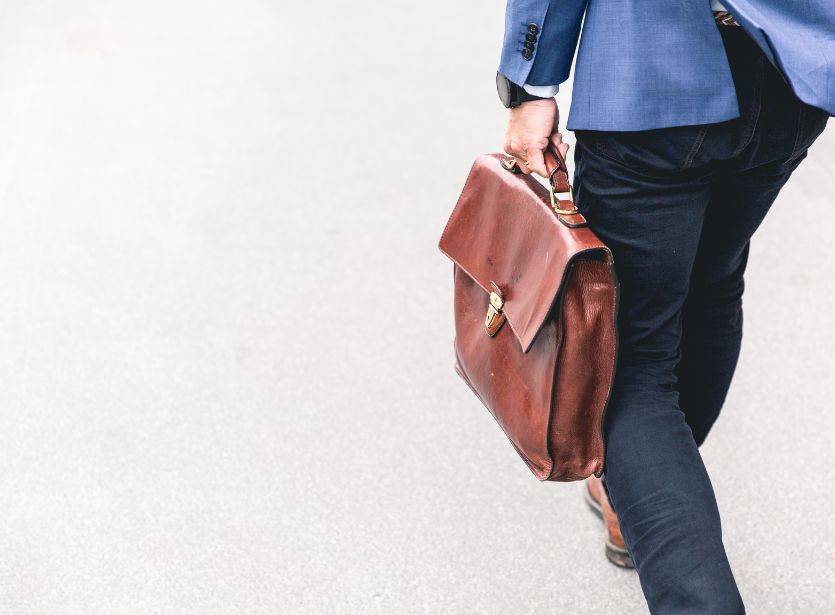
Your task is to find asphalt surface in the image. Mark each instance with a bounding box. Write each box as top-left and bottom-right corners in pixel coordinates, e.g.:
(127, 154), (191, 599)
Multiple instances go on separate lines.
(0, 2), (832, 613)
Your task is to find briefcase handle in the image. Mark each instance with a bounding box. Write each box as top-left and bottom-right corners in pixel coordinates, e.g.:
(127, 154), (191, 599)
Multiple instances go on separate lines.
(502, 144), (579, 216)
(543, 143), (570, 192)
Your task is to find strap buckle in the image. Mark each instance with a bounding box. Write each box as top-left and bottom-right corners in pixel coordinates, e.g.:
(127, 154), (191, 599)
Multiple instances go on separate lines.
(550, 183), (578, 215)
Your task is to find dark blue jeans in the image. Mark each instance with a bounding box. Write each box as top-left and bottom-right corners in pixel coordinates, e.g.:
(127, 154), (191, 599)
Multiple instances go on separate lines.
(573, 27), (829, 615)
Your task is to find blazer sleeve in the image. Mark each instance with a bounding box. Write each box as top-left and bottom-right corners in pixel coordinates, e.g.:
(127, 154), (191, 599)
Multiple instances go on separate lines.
(498, 0), (589, 87)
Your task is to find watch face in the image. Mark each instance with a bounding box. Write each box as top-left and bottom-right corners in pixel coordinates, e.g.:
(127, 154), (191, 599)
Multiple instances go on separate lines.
(496, 72), (512, 108)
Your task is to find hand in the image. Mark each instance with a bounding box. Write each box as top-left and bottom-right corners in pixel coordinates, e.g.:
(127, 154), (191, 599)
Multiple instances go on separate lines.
(503, 98), (570, 177)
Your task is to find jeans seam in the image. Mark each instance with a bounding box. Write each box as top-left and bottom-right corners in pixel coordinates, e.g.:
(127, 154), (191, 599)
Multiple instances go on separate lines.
(683, 125), (709, 169)
(789, 105), (807, 161)
(586, 131), (709, 174)
(585, 137), (640, 171)
(731, 57), (764, 158)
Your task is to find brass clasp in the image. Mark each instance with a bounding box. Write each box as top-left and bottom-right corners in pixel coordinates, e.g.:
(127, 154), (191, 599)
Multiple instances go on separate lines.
(485, 290), (504, 330)
(550, 183), (579, 215)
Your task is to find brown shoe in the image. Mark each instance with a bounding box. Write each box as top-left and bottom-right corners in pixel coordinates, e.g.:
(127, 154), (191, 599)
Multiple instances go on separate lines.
(584, 475), (634, 569)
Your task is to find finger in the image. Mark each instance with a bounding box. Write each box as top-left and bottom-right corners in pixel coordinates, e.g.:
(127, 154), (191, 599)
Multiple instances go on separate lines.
(549, 132), (570, 161)
(507, 138), (522, 156)
(504, 138), (516, 158)
(508, 139), (533, 174)
(549, 132), (568, 150)
(525, 147), (547, 177)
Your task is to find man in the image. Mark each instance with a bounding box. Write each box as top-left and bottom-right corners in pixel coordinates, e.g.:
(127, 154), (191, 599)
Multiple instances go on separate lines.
(497, 1), (833, 613)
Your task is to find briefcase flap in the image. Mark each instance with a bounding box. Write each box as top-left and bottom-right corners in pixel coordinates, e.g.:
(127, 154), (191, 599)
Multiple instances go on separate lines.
(439, 154), (611, 354)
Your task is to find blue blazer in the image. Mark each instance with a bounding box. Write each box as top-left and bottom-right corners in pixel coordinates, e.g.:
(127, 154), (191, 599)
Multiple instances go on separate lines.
(499, 0), (835, 131)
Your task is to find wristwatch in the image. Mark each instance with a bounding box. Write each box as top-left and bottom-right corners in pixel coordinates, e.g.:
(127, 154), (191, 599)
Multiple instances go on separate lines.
(496, 72), (549, 108)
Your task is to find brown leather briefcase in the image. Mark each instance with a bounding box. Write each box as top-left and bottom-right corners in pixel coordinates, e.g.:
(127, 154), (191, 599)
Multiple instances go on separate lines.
(438, 146), (619, 481)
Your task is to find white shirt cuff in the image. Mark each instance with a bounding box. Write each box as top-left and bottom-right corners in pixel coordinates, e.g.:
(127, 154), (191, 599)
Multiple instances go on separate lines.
(522, 83), (559, 98)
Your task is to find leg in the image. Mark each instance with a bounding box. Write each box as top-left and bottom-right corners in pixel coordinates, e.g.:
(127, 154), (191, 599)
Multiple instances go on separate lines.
(675, 20), (830, 445)
(571, 23), (828, 613)
(677, 155), (810, 445)
(573, 129), (745, 614)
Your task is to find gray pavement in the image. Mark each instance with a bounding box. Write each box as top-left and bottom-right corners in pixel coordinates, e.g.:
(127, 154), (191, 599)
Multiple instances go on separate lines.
(0, 1), (832, 613)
